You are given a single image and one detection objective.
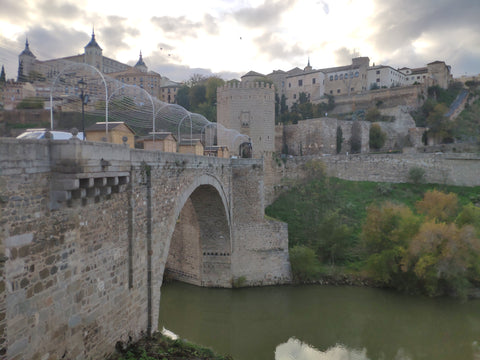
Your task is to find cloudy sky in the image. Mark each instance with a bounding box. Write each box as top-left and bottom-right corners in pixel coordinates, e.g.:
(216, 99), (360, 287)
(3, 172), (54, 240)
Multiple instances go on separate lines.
(0, 0), (479, 82)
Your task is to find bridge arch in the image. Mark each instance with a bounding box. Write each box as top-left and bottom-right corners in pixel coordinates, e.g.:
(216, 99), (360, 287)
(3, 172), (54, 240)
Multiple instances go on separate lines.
(151, 173), (233, 332)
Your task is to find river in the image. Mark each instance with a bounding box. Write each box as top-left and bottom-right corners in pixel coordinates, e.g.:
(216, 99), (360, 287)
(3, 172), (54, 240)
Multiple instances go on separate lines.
(158, 282), (480, 360)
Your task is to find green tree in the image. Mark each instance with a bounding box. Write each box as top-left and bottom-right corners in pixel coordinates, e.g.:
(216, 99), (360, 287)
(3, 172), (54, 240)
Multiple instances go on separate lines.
(336, 126), (343, 154)
(205, 76), (224, 107)
(350, 121), (362, 153)
(0, 65), (5, 84)
(416, 190), (459, 223)
(176, 85), (190, 109)
(456, 203), (480, 236)
(408, 167), (426, 184)
(365, 107), (381, 122)
(316, 211), (352, 265)
(426, 103), (452, 142)
(289, 245), (322, 282)
(361, 202), (421, 285)
(189, 84), (206, 110)
(16, 97), (44, 109)
(369, 123), (386, 150)
(406, 220), (480, 297)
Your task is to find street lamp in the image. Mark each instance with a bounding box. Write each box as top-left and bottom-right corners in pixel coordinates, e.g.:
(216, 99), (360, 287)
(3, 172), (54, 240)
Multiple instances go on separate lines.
(78, 78), (88, 141)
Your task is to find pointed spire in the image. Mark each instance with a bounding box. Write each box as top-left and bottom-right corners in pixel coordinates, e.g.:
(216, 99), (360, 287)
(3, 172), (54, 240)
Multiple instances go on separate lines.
(304, 56), (312, 71)
(85, 28), (102, 50)
(135, 50), (147, 72)
(20, 37), (35, 58)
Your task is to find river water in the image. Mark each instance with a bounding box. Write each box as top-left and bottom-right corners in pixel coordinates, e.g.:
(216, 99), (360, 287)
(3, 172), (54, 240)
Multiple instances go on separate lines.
(158, 282), (480, 360)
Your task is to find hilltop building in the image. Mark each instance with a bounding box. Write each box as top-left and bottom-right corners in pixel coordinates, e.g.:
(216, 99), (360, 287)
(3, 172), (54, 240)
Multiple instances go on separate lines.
(16, 31), (180, 103)
(248, 57), (452, 108)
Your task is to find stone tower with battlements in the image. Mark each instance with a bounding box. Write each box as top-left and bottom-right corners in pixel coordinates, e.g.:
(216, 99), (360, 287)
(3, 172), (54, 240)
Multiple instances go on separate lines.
(217, 82), (275, 158)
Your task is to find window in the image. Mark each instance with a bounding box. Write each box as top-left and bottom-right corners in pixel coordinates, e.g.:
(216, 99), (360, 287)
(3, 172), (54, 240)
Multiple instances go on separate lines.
(337, 89), (341, 94)
(330, 90), (333, 94)
(355, 71), (359, 77)
(293, 94), (297, 99)
(288, 83), (291, 88)
(376, 70), (380, 74)
(339, 74), (343, 80)
(350, 72), (353, 79)
(345, 73), (348, 78)
(298, 79), (303, 86)
(351, 88), (354, 92)
(335, 74), (338, 80)
(376, 78), (380, 82)
(312, 78), (316, 84)
(329, 75), (333, 81)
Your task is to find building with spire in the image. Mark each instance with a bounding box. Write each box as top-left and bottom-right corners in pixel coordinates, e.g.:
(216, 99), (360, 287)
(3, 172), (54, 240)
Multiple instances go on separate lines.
(15, 31), (180, 102)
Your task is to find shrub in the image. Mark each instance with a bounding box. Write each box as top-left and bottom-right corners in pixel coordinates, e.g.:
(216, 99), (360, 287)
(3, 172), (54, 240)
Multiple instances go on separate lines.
(336, 126), (343, 154)
(408, 167), (426, 184)
(289, 245), (322, 282)
(369, 123), (386, 150)
(365, 107), (381, 122)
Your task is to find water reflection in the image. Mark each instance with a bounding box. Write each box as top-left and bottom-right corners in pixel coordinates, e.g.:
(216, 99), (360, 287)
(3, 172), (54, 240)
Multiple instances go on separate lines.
(276, 338), (370, 360)
(159, 283), (480, 360)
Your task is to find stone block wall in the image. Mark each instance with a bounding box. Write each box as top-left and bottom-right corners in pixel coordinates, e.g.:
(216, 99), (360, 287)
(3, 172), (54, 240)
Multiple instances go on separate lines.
(277, 118), (370, 156)
(263, 152), (480, 205)
(230, 158), (291, 285)
(0, 138), (292, 358)
(217, 83), (275, 158)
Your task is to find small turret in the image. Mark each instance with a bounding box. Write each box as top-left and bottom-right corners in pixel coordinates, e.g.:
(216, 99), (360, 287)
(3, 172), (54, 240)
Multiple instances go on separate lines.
(134, 51), (148, 72)
(304, 57), (312, 72)
(84, 28), (103, 70)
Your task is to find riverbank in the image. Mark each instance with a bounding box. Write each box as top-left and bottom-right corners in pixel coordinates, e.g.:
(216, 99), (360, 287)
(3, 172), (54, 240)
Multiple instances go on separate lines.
(108, 332), (233, 360)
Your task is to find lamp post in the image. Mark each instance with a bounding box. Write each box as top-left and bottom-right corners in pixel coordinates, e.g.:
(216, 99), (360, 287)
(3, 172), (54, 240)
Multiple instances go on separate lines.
(78, 78), (88, 141)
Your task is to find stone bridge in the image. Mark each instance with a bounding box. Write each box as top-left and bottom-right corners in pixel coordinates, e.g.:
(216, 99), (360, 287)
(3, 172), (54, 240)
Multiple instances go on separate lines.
(0, 138), (291, 359)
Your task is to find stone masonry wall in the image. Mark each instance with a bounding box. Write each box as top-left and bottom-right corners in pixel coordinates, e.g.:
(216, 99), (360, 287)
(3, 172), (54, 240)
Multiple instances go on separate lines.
(230, 158), (291, 285)
(264, 152), (480, 205)
(0, 138), (291, 359)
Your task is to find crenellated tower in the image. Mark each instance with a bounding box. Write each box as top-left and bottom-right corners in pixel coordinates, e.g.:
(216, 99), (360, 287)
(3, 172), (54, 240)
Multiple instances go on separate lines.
(217, 81), (275, 158)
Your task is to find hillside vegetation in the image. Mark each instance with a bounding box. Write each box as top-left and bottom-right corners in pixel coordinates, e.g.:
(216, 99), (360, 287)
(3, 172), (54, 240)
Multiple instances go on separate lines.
(265, 166), (480, 298)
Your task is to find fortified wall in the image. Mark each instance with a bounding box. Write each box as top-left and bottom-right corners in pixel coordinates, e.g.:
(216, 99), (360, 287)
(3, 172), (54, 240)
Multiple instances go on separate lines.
(264, 152), (480, 205)
(326, 85), (425, 114)
(0, 138), (290, 359)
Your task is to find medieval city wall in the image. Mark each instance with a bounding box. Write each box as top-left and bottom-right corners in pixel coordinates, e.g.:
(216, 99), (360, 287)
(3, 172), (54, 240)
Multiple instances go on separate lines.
(326, 85), (425, 114)
(264, 152), (480, 205)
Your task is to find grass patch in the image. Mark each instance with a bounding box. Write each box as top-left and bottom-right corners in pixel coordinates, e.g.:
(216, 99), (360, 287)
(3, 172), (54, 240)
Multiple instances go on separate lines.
(108, 332), (233, 360)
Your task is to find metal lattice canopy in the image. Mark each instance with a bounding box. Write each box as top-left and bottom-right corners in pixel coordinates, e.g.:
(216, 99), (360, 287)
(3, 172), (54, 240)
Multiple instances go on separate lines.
(48, 61), (249, 151)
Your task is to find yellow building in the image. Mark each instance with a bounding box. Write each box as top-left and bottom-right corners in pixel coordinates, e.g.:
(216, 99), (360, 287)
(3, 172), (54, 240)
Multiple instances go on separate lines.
(204, 145), (229, 158)
(85, 121), (135, 148)
(139, 132), (177, 152)
(178, 139), (204, 156)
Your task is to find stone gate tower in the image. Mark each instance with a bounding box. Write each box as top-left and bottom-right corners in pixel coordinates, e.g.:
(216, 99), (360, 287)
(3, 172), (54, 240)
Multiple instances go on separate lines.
(217, 82), (275, 158)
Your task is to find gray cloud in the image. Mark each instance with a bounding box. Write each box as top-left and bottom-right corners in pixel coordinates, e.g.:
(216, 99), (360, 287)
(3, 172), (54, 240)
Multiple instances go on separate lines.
(232, 0), (298, 28)
(21, 26), (90, 60)
(36, 0), (83, 20)
(0, 0), (29, 23)
(101, 16), (141, 53)
(368, 0), (480, 75)
(253, 31), (305, 62)
(333, 47), (352, 66)
(150, 16), (202, 38)
(203, 13), (220, 35)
